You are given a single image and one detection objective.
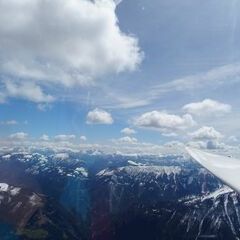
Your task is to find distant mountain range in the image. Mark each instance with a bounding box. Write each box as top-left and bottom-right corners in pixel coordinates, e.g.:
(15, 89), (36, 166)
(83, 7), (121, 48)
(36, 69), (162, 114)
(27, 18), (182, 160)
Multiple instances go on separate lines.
(0, 150), (239, 239)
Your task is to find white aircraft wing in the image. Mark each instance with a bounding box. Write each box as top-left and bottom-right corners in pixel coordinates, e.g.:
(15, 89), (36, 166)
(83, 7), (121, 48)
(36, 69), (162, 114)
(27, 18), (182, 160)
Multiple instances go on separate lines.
(186, 147), (240, 193)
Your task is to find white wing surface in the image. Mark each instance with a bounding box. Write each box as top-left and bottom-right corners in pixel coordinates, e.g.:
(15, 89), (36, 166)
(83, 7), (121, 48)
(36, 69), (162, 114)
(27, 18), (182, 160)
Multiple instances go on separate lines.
(186, 147), (240, 193)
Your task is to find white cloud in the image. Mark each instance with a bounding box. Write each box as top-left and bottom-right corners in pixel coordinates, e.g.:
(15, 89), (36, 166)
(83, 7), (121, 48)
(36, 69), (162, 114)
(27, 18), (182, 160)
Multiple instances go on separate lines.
(80, 136), (87, 141)
(9, 132), (28, 140)
(0, 0), (143, 103)
(113, 136), (138, 144)
(0, 138), (187, 157)
(151, 63), (240, 96)
(189, 126), (223, 140)
(121, 127), (136, 135)
(102, 63), (240, 110)
(0, 120), (18, 125)
(162, 132), (178, 137)
(164, 141), (184, 148)
(37, 103), (52, 111)
(86, 108), (113, 124)
(54, 134), (76, 141)
(187, 140), (225, 150)
(113, 0), (122, 5)
(227, 135), (238, 143)
(5, 81), (54, 103)
(53, 153), (69, 160)
(134, 111), (195, 132)
(206, 140), (224, 150)
(183, 99), (231, 116)
(40, 134), (50, 141)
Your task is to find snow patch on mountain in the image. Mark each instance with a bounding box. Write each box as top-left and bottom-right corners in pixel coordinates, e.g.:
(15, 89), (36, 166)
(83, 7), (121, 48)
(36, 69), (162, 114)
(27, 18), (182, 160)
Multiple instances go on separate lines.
(0, 183), (21, 197)
(202, 186), (233, 201)
(97, 166), (182, 179)
(29, 193), (42, 206)
(74, 167), (88, 177)
(2, 154), (11, 160)
(127, 160), (144, 166)
(10, 187), (21, 196)
(0, 183), (9, 192)
(182, 185), (234, 206)
(120, 166), (182, 177)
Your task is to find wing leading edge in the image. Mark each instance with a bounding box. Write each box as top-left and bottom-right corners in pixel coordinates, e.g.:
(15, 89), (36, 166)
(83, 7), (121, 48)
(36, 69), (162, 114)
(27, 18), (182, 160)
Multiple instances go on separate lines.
(186, 147), (240, 193)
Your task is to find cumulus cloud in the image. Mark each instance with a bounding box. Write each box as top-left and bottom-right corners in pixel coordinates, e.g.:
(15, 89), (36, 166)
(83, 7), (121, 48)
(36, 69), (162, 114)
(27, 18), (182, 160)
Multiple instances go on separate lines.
(206, 140), (224, 150)
(0, 0), (143, 103)
(113, 136), (138, 144)
(86, 108), (113, 124)
(187, 140), (225, 150)
(183, 99), (231, 116)
(9, 132), (28, 140)
(80, 136), (87, 141)
(121, 127), (136, 135)
(134, 111), (195, 133)
(54, 134), (76, 141)
(40, 134), (50, 141)
(189, 126), (223, 140)
(164, 141), (184, 148)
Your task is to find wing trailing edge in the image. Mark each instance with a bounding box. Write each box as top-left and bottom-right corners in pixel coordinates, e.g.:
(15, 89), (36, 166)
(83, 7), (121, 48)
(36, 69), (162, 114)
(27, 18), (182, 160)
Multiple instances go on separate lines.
(186, 147), (240, 193)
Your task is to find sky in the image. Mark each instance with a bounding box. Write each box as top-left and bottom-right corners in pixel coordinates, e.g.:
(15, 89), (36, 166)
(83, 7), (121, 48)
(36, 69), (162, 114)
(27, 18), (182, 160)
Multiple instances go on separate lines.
(0, 0), (240, 153)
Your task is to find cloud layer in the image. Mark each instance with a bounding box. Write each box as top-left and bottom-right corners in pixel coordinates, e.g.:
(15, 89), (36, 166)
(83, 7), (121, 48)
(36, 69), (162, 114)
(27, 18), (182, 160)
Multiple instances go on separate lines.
(113, 136), (138, 144)
(9, 132), (28, 140)
(54, 134), (76, 141)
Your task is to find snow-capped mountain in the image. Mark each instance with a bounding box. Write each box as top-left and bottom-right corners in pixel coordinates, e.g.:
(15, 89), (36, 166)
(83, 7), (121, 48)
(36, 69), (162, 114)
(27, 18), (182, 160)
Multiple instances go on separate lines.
(0, 149), (239, 239)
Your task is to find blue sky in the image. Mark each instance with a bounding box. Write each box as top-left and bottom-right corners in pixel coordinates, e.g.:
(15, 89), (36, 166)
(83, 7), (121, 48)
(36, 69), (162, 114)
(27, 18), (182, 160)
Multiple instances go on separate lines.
(0, 0), (240, 150)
